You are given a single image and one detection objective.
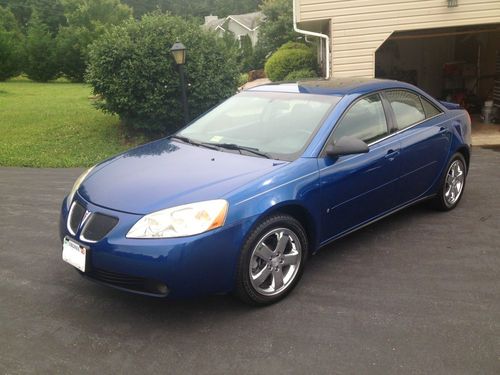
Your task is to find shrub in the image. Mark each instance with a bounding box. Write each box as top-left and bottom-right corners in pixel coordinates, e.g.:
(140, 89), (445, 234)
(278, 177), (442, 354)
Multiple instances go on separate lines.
(0, 7), (24, 81)
(264, 42), (317, 82)
(284, 69), (318, 81)
(87, 12), (239, 135)
(24, 20), (59, 82)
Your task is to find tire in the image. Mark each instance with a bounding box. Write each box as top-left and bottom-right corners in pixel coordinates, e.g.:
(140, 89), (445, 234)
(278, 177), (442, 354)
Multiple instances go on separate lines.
(234, 214), (308, 306)
(432, 153), (467, 211)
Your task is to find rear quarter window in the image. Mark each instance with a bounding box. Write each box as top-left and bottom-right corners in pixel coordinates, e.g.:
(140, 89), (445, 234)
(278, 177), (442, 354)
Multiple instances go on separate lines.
(420, 96), (442, 118)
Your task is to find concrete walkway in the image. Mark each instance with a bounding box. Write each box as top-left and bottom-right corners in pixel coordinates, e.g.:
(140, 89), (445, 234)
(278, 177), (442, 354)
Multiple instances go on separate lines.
(471, 116), (500, 146)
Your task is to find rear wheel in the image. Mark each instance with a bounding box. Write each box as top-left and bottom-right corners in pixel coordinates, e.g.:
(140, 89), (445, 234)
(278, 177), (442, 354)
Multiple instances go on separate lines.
(433, 153), (467, 211)
(235, 215), (308, 306)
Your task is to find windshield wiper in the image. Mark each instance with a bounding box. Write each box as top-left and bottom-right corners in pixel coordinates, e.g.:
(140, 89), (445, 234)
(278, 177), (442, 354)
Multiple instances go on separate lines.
(170, 135), (219, 150)
(202, 142), (272, 159)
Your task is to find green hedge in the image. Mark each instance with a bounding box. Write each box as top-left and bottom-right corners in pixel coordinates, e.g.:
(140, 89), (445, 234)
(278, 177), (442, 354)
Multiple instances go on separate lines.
(284, 69), (318, 81)
(87, 12), (239, 135)
(264, 42), (317, 82)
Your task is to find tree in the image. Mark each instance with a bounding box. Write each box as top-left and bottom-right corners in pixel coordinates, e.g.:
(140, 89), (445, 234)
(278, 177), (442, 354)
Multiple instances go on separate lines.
(122, 0), (261, 19)
(55, 26), (93, 82)
(31, 0), (67, 35)
(0, 6), (24, 80)
(62, 0), (132, 29)
(254, 0), (300, 67)
(87, 11), (240, 135)
(0, 0), (32, 30)
(24, 18), (59, 81)
(56, 0), (133, 82)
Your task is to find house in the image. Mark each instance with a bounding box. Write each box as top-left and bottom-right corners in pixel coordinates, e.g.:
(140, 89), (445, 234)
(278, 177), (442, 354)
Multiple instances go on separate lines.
(203, 11), (264, 47)
(293, 0), (500, 103)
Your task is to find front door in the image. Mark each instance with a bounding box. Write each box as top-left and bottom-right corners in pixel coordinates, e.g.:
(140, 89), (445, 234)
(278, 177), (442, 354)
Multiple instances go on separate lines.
(318, 93), (401, 243)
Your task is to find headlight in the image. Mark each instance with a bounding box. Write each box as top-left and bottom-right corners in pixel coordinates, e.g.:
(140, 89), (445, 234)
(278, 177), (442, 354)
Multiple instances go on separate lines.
(67, 166), (94, 208)
(126, 200), (229, 239)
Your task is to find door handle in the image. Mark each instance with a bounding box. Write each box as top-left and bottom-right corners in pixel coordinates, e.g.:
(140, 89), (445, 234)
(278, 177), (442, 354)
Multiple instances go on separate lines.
(385, 149), (400, 161)
(438, 126), (447, 133)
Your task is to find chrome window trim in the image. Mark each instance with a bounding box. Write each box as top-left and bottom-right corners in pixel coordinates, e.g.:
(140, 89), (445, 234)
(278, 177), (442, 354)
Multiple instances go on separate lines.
(318, 111), (446, 172)
(367, 111), (444, 147)
(319, 88), (446, 157)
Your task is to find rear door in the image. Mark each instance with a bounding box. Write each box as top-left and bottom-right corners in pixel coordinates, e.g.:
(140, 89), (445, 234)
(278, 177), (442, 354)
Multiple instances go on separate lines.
(382, 90), (450, 205)
(318, 93), (401, 242)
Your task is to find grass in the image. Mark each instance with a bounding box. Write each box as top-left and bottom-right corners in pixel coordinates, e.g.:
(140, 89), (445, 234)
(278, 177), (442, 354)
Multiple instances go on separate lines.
(0, 77), (144, 167)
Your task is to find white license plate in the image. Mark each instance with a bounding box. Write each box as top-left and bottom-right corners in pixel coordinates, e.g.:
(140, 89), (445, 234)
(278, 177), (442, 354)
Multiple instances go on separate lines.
(62, 237), (87, 272)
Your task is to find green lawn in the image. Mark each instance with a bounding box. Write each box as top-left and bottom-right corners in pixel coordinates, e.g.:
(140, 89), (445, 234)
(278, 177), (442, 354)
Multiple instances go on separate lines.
(0, 78), (143, 167)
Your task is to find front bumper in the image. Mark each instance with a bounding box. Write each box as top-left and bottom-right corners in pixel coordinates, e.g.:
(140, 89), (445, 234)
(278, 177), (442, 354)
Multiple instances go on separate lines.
(59, 194), (255, 298)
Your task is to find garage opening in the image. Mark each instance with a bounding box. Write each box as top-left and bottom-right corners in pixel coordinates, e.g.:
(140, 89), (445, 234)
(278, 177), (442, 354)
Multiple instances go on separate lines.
(375, 24), (500, 142)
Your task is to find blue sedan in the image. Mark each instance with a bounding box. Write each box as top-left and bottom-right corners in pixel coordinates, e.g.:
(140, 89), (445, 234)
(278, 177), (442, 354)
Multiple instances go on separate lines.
(60, 78), (471, 305)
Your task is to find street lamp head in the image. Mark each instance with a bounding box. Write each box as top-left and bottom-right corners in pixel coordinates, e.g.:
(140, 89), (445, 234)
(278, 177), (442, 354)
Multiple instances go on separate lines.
(170, 41), (186, 65)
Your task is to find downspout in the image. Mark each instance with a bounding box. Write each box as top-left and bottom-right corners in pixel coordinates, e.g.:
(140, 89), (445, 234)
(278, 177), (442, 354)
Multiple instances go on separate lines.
(292, 0), (330, 78)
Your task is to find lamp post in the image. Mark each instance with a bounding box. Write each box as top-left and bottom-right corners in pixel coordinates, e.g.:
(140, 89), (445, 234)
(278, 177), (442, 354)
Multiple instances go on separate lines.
(170, 41), (189, 125)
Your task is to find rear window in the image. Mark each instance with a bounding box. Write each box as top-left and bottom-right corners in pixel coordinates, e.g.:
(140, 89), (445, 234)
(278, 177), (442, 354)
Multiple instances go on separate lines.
(385, 90), (425, 130)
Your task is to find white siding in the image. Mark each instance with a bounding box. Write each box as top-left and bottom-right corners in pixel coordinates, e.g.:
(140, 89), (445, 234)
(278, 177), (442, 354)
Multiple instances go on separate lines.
(297, 0), (500, 77)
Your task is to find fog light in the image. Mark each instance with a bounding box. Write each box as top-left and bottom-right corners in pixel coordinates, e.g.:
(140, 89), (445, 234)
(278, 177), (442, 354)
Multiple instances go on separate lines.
(145, 280), (169, 295)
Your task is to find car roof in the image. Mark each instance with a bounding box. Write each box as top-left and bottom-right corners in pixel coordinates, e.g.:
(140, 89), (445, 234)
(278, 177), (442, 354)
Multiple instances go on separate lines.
(247, 78), (414, 96)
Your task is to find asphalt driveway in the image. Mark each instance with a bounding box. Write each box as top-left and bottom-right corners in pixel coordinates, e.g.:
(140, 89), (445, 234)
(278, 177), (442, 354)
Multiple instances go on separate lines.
(0, 147), (499, 374)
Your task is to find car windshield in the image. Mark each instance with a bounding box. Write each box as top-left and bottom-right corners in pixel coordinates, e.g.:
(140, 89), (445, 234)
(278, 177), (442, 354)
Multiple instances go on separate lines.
(177, 91), (340, 161)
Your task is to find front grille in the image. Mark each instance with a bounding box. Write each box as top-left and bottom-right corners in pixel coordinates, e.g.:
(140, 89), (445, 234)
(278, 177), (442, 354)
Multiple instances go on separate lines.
(81, 213), (118, 242)
(87, 268), (169, 296)
(68, 202), (86, 235)
(67, 201), (118, 243)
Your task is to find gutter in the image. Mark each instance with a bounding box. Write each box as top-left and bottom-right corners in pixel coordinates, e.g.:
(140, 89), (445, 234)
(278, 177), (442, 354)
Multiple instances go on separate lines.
(292, 0), (330, 79)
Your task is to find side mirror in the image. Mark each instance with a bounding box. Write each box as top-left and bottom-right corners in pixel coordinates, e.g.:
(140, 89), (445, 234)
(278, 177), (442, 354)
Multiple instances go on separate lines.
(325, 136), (369, 157)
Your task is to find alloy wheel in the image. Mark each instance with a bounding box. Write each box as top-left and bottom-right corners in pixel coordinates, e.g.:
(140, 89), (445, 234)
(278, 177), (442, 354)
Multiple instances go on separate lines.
(249, 228), (302, 296)
(444, 159), (465, 207)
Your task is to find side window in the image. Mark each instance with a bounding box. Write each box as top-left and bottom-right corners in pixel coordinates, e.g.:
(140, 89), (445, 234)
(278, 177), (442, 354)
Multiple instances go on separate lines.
(421, 96), (442, 118)
(332, 94), (388, 144)
(385, 90), (425, 130)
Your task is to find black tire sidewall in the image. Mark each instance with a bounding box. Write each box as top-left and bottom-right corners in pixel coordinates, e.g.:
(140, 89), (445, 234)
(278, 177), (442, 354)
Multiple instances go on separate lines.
(235, 214), (308, 306)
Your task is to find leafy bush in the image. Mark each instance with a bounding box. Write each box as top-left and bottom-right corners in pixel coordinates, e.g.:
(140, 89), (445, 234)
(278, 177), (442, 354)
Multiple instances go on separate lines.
(0, 6), (24, 81)
(284, 69), (317, 81)
(24, 20), (59, 82)
(264, 42), (317, 82)
(87, 12), (239, 135)
(279, 41), (311, 51)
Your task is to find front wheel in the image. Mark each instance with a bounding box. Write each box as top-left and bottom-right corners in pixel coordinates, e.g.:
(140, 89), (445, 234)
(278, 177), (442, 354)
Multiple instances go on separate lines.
(433, 153), (467, 211)
(234, 215), (308, 306)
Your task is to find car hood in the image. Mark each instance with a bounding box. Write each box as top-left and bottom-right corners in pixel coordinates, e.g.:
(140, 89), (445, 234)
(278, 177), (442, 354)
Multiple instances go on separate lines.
(78, 139), (285, 214)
